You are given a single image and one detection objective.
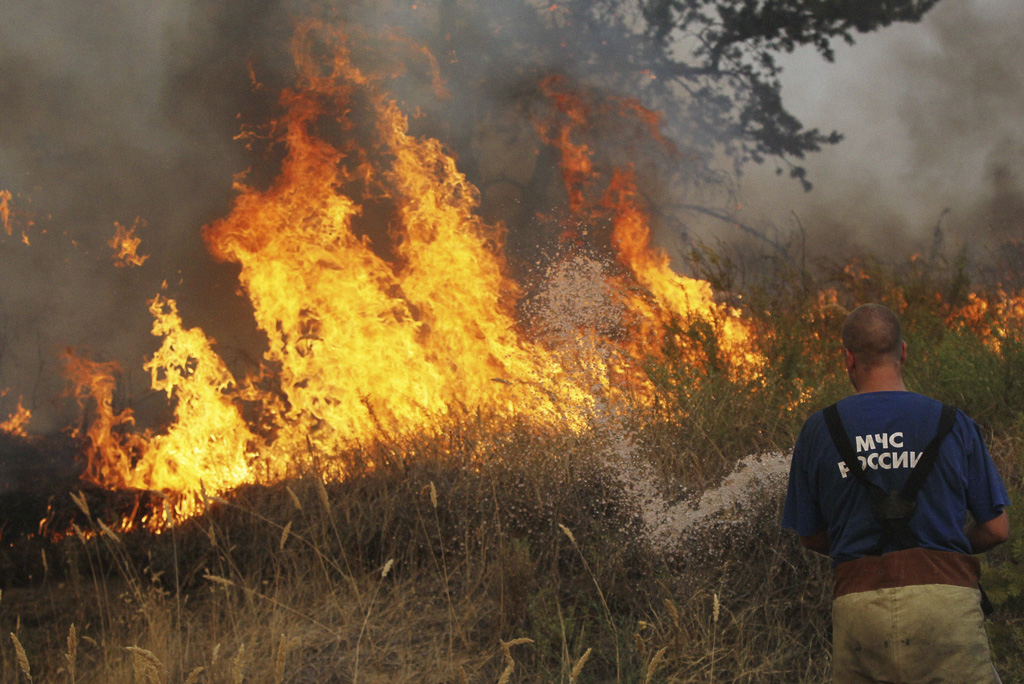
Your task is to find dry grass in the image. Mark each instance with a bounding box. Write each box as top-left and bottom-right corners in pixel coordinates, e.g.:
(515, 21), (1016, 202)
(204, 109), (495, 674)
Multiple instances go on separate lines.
(0, 416), (838, 683)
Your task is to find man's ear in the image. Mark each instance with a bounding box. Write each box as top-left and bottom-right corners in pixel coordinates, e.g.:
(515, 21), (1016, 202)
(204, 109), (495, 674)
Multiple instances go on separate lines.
(899, 340), (908, 366)
(844, 348), (856, 371)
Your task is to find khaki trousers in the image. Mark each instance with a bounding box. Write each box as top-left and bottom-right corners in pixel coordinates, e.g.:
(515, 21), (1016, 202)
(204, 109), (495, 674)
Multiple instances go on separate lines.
(832, 584), (1000, 684)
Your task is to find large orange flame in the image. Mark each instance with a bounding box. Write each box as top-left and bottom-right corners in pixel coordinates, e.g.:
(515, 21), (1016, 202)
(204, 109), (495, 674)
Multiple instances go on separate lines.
(64, 24), (602, 525)
(57, 22), (782, 531)
(203, 24), (589, 452)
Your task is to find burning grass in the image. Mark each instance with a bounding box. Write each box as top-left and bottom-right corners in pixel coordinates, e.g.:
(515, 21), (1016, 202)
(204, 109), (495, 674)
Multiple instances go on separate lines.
(0, 418), (820, 683)
(3, 254), (1024, 682)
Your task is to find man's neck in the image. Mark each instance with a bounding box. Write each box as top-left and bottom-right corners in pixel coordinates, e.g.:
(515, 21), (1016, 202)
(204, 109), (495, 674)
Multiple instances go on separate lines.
(853, 369), (907, 394)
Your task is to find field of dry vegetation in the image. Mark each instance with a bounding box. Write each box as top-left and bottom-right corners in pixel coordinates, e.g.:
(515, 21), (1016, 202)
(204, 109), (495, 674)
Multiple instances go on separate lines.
(2, 253), (1024, 683)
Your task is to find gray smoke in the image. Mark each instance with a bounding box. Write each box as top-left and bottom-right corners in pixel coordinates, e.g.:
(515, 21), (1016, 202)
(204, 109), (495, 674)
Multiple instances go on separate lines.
(0, 0), (281, 429)
(736, 0), (1024, 266)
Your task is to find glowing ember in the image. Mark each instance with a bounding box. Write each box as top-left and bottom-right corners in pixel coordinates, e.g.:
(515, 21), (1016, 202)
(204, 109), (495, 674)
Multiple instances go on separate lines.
(109, 219), (149, 268)
(0, 397), (31, 436)
(950, 290), (1024, 352)
(0, 189), (11, 236)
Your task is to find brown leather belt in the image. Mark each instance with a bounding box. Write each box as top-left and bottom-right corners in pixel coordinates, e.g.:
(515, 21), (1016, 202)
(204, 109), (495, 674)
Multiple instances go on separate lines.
(833, 547), (981, 599)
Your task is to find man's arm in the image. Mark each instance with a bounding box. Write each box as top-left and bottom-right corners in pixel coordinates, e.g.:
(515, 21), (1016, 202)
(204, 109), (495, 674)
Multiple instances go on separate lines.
(966, 511), (1009, 554)
(799, 531), (830, 555)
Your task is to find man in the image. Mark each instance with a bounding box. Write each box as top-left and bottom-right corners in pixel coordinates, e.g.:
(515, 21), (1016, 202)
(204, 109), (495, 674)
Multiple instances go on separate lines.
(783, 303), (1010, 683)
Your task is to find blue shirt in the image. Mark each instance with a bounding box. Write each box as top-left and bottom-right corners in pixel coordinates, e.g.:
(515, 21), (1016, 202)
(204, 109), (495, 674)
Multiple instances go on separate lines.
(782, 391), (1010, 566)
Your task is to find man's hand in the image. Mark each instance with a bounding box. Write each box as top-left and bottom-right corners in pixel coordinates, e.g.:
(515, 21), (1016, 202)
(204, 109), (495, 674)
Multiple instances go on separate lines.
(799, 531), (830, 555)
(966, 511), (1009, 554)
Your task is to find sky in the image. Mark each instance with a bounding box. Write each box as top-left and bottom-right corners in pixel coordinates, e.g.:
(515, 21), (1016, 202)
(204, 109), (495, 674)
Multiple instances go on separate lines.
(1, 0), (1022, 431)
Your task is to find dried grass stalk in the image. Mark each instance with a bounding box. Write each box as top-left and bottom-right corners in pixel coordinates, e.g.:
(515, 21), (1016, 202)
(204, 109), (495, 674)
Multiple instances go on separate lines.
(495, 655), (513, 684)
(231, 643), (247, 684)
(70, 490), (90, 518)
(315, 476), (330, 510)
(496, 639), (533, 684)
(204, 574), (234, 588)
(664, 597), (681, 626)
(286, 485), (303, 511)
(273, 635), (299, 684)
(10, 632), (32, 682)
(125, 647), (164, 684)
(569, 647), (592, 683)
(644, 646), (668, 684)
(65, 623), (78, 683)
(97, 519), (122, 544)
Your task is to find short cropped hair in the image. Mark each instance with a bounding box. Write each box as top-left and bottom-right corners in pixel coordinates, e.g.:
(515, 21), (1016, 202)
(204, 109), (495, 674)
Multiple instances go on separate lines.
(841, 304), (903, 368)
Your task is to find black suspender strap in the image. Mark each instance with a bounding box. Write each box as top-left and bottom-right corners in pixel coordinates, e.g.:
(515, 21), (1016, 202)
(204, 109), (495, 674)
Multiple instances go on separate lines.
(901, 403), (958, 500)
(822, 403), (877, 492)
(822, 401), (958, 552)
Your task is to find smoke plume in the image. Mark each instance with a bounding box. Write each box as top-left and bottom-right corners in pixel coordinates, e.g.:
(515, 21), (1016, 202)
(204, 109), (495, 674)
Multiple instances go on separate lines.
(738, 0), (1024, 268)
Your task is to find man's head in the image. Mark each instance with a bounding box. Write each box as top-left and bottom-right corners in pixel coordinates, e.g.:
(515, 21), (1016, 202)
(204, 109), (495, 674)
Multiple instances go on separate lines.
(841, 303), (905, 373)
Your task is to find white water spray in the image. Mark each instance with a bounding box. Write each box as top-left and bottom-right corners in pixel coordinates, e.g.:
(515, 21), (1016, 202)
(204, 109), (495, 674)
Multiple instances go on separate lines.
(531, 252), (791, 552)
